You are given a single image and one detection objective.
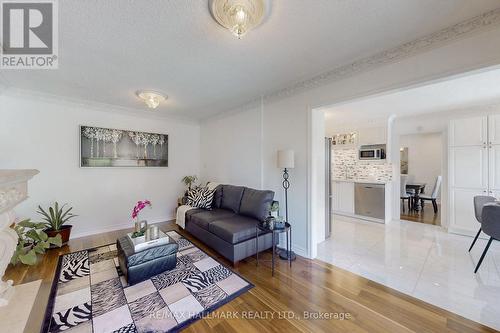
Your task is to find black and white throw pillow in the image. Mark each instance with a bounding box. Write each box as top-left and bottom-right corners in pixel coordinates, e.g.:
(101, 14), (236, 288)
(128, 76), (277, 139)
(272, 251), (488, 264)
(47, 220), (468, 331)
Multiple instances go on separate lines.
(187, 187), (215, 210)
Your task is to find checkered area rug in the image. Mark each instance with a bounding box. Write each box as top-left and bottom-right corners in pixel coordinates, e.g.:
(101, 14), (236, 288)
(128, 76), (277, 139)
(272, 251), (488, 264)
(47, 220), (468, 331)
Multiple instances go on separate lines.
(42, 231), (253, 333)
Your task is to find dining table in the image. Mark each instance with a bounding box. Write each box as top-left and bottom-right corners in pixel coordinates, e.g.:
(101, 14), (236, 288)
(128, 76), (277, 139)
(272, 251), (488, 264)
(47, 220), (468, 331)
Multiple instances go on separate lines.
(406, 183), (426, 211)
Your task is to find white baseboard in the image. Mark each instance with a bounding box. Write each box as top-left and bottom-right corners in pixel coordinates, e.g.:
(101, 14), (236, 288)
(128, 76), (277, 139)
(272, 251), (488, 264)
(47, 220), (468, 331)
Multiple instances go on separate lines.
(277, 241), (308, 258)
(333, 212), (385, 224)
(291, 244), (308, 258)
(71, 216), (175, 239)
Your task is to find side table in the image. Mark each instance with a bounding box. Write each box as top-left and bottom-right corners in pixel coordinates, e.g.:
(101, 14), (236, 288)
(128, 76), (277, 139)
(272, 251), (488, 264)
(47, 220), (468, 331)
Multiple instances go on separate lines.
(255, 222), (292, 276)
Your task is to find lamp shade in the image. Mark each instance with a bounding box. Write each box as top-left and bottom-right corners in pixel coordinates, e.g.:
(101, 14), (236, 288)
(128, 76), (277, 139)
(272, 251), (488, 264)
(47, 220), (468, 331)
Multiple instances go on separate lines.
(277, 150), (295, 169)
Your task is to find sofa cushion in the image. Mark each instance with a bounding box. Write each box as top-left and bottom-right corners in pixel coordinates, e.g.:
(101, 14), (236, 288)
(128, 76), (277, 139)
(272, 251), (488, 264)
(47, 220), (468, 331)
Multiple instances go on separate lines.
(187, 187), (215, 209)
(239, 188), (275, 221)
(220, 185), (245, 213)
(212, 184), (223, 208)
(208, 215), (260, 244)
(185, 208), (204, 219)
(188, 209), (236, 230)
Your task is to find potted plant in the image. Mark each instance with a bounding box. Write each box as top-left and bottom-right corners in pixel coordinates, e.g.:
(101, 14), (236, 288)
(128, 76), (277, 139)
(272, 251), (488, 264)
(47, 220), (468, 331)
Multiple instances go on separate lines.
(131, 200), (152, 238)
(37, 202), (77, 246)
(11, 219), (62, 265)
(181, 175), (198, 191)
(181, 175), (198, 204)
(270, 200), (279, 217)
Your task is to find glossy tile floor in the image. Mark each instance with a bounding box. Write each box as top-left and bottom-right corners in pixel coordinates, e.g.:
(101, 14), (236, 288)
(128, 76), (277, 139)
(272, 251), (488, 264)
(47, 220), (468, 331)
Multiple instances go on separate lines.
(317, 216), (500, 331)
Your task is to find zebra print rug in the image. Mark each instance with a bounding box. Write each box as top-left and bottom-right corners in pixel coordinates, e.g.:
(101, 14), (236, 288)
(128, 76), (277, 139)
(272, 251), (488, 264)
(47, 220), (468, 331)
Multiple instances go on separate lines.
(42, 230), (253, 333)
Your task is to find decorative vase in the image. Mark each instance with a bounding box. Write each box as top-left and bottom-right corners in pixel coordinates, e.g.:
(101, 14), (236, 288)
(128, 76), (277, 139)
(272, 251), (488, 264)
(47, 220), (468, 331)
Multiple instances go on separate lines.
(146, 225), (159, 240)
(134, 220), (147, 233)
(267, 219), (274, 230)
(274, 216), (285, 229)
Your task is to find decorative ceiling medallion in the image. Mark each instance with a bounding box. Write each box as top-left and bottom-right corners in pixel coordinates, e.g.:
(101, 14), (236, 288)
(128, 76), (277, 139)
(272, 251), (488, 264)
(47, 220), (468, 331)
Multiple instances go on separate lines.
(209, 0), (267, 39)
(136, 90), (167, 109)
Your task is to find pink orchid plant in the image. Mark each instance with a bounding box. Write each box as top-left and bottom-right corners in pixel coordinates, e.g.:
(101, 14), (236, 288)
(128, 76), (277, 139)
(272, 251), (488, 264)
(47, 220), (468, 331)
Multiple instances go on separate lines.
(132, 200), (152, 221)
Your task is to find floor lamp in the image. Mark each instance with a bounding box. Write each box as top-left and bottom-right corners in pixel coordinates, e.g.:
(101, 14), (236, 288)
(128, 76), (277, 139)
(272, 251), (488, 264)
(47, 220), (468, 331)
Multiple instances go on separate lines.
(277, 149), (296, 261)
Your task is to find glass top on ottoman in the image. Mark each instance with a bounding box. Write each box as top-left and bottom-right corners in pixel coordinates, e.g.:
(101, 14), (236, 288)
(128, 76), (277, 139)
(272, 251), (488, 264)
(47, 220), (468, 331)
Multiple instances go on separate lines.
(126, 229), (173, 252)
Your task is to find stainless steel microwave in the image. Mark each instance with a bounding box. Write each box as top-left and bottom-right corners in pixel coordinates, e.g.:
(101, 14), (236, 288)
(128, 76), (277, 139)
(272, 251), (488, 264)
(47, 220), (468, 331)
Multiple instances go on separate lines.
(359, 144), (386, 160)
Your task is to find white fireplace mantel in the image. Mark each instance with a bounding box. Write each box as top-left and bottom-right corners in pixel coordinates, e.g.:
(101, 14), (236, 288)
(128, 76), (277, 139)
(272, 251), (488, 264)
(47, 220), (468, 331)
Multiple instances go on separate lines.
(0, 169), (39, 306)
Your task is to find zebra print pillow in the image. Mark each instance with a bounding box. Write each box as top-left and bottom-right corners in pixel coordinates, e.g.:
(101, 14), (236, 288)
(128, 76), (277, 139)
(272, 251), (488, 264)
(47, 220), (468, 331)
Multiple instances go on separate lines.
(187, 187), (215, 210)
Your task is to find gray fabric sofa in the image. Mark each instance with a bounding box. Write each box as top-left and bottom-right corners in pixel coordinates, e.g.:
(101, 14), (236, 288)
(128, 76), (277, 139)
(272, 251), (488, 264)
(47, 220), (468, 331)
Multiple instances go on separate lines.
(185, 184), (275, 265)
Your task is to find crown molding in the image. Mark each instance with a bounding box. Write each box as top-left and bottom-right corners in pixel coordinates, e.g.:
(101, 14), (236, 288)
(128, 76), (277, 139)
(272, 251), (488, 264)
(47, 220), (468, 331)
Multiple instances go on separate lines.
(200, 97), (262, 123)
(1, 87), (200, 125)
(231, 7), (500, 110)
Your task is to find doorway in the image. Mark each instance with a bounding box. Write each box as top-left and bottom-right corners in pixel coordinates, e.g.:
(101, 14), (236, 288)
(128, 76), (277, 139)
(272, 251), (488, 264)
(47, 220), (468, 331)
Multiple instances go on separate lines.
(399, 132), (443, 226)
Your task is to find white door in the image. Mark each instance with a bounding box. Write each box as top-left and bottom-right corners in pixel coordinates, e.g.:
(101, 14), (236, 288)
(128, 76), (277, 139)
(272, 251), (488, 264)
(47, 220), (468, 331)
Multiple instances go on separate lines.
(449, 146), (488, 189)
(449, 188), (487, 234)
(488, 114), (500, 145)
(449, 116), (487, 147)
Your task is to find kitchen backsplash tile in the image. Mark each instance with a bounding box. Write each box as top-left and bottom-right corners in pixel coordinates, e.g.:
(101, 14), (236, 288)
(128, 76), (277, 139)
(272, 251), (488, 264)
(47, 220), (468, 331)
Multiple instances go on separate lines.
(332, 148), (393, 182)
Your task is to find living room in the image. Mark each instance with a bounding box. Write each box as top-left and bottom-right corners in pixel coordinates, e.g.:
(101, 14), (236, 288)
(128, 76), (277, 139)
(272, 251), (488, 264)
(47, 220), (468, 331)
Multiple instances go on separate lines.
(2, 1), (500, 332)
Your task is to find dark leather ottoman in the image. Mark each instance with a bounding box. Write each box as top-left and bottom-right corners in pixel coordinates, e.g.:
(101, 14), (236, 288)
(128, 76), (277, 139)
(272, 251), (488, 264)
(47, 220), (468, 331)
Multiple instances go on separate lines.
(116, 235), (178, 285)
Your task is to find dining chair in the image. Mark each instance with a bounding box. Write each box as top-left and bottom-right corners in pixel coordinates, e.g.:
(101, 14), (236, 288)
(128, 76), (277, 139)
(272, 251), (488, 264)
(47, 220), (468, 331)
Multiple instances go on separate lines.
(400, 175), (413, 212)
(469, 195), (496, 252)
(420, 176), (442, 214)
(474, 203), (500, 273)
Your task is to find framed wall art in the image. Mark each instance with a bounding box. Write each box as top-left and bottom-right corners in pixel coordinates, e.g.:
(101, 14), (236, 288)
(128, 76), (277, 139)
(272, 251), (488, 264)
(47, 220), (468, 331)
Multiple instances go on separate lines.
(80, 126), (168, 167)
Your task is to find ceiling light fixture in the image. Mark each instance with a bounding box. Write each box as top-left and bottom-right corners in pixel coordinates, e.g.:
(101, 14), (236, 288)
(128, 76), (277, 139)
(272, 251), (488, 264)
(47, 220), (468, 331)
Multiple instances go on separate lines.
(209, 0), (267, 39)
(136, 90), (167, 109)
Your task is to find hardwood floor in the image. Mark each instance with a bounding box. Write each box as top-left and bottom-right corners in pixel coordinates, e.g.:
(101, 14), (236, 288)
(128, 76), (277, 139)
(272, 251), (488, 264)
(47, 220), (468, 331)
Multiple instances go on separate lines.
(5, 221), (495, 332)
(401, 203), (441, 225)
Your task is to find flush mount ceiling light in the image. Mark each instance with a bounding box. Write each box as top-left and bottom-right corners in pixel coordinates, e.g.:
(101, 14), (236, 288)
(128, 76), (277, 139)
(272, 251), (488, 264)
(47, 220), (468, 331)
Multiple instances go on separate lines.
(209, 0), (268, 39)
(136, 90), (167, 109)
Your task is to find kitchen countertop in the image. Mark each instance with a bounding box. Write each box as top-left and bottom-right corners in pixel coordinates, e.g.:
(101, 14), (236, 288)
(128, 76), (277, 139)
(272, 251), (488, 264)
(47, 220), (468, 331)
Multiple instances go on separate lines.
(332, 178), (390, 185)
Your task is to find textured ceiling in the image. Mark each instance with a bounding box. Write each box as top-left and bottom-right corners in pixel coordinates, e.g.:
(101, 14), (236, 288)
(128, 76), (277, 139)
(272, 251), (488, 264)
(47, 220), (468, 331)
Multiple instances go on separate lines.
(324, 67), (500, 124)
(1, 0), (500, 120)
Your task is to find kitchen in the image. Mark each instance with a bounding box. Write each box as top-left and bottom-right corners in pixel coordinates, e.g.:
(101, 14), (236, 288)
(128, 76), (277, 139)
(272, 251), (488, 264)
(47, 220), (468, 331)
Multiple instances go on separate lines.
(325, 121), (393, 238)
(315, 67), (500, 330)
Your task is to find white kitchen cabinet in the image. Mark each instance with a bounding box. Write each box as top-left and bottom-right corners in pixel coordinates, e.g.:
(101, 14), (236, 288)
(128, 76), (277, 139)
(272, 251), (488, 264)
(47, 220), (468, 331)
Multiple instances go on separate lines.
(449, 188), (487, 235)
(489, 145), (500, 191)
(449, 146), (488, 189)
(332, 181), (354, 214)
(357, 126), (387, 145)
(448, 114), (500, 236)
(340, 182), (355, 213)
(449, 116), (487, 147)
(488, 114), (500, 145)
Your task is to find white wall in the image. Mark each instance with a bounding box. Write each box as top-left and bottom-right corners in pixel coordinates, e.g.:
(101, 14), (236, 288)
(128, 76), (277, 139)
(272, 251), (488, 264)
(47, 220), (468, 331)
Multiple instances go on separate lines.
(200, 104), (262, 189)
(0, 93), (200, 238)
(399, 132), (442, 200)
(200, 26), (500, 259)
